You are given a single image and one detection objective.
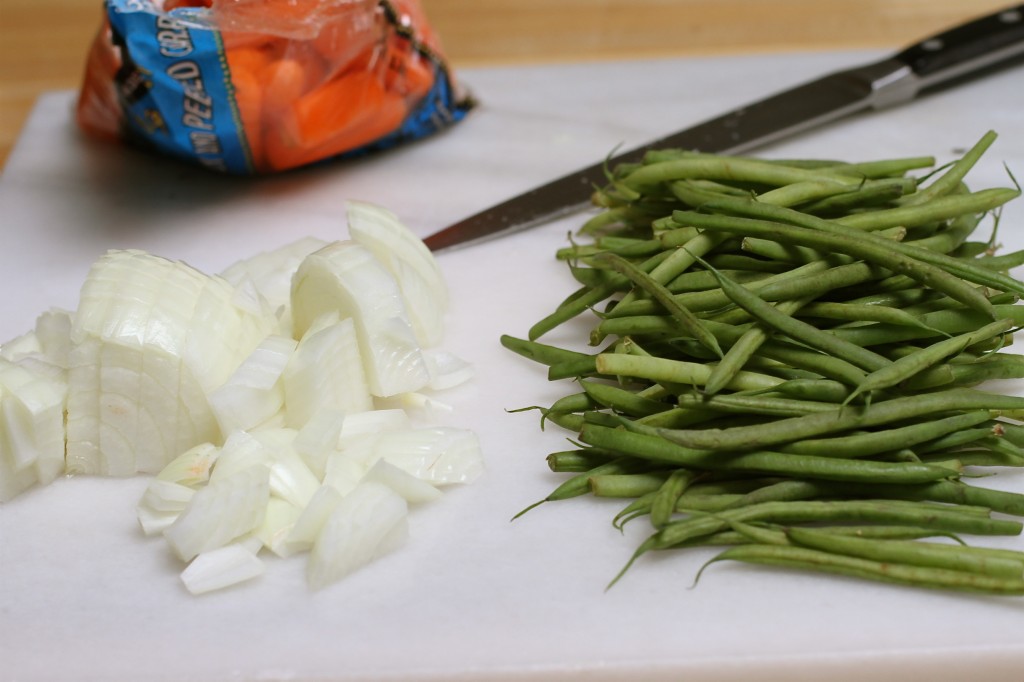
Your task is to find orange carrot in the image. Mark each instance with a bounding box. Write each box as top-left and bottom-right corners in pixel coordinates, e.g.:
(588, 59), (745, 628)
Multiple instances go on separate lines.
(227, 66), (265, 169)
(225, 44), (275, 78)
(262, 49), (326, 108)
(265, 71), (407, 171)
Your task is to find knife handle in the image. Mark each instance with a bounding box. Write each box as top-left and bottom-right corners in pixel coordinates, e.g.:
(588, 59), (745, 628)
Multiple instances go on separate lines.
(894, 5), (1024, 90)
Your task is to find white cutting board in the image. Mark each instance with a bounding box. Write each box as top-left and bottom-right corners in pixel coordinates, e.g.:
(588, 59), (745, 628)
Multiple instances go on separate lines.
(2, 51), (1024, 682)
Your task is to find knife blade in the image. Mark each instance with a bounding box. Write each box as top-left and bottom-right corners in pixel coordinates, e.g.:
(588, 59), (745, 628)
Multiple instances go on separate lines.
(424, 4), (1024, 253)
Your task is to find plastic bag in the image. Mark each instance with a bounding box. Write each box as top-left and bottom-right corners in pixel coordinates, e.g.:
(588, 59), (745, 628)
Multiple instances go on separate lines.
(75, 0), (474, 174)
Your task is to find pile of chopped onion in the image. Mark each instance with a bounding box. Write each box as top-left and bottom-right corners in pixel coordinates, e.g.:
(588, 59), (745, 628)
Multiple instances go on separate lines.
(0, 201), (482, 594)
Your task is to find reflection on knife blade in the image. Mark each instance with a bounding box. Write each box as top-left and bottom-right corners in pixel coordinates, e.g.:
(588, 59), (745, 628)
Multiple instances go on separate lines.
(424, 4), (1024, 253)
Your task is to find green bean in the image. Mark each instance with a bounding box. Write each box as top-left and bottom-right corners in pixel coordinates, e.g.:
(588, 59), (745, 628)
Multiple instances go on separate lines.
(899, 131), (997, 206)
(529, 283), (616, 340)
(608, 499), (1023, 587)
(798, 183), (905, 215)
(922, 444), (1024, 468)
(904, 212), (979, 254)
(951, 241), (993, 259)
(838, 187), (1017, 231)
(741, 236), (824, 264)
(507, 139), (1024, 597)
(546, 449), (616, 473)
(608, 259), (832, 318)
(672, 210), (997, 319)
(842, 287), (938, 308)
(723, 479), (825, 508)
(768, 379), (855, 403)
(567, 263), (630, 290)
(797, 301), (947, 335)
(914, 425), (1002, 455)
(705, 298), (810, 396)
(810, 479), (1024, 517)
(709, 194), (1024, 297)
(675, 392), (839, 417)
(581, 423), (958, 484)
(513, 456), (643, 519)
(665, 268), (772, 293)
(826, 305), (1024, 346)
(593, 237), (666, 258)
(704, 206), (1006, 316)
(704, 253), (792, 273)
(625, 231), (730, 308)
(580, 380), (671, 417)
(622, 157), (867, 193)
(589, 472), (671, 498)
(594, 353), (784, 392)
(667, 179), (748, 208)
(653, 388), (1024, 451)
(500, 334), (593, 367)
(778, 410), (993, 459)
(700, 544), (1024, 595)
(975, 249), (1024, 271)
(820, 156), (935, 179)
(544, 391), (597, 415)
(539, 409), (585, 432)
(578, 206), (647, 235)
(699, 258), (893, 372)
(592, 252), (724, 358)
(753, 178), (904, 208)
(651, 469), (698, 528)
(845, 319), (1014, 403)
(547, 355), (600, 381)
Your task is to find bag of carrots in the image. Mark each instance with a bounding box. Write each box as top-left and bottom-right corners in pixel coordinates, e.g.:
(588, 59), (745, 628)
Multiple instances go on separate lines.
(75, 0), (474, 174)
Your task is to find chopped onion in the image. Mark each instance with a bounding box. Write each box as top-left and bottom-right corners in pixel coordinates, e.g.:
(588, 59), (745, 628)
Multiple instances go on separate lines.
(164, 464), (271, 562)
(337, 409), (410, 446)
(156, 442), (220, 488)
(321, 450), (367, 496)
(267, 445), (321, 509)
(220, 237), (329, 319)
(372, 427), (484, 485)
(2, 204), (483, 594)
(283, 313), (372, 427)
(363, 459), (442, 504)
(136, 479), (195, 535)
(345, 200), (448, 308)
(292, 408), (346, 479)
(374, 391), (454, 418)
(285, 483), (344, 553)
(423, 349), (475, 391)
(0, 358), (67, 495)
(65, 250), (278, 476)
(290, 241), (430, 397)
(346, 201), (449, 348)
(180, 543), (265, 595)
(208, 335), (296, 434)
(255, 496), (303, 557)
(306, 481), (409, 590)
(208, 431), (269, 482)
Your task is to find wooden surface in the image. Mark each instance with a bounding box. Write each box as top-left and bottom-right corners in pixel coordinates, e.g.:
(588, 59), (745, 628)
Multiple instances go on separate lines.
(0, 0), (1014, 170)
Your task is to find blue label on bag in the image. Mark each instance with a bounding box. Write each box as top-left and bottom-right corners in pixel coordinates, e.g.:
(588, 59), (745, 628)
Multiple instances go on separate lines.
(107, 0), (253, 173)
(101, 0), (473, 174)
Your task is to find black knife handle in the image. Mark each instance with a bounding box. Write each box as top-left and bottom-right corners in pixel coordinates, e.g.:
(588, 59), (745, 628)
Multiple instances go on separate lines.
(894, 5), (1024, 89)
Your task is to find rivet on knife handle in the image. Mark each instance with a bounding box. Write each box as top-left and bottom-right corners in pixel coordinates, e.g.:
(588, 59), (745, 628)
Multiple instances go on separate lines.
(424, 4), (1024, 254)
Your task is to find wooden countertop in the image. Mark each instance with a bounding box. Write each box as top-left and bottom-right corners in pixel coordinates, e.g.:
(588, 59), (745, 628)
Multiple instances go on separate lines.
(0, 0), (1013, 170)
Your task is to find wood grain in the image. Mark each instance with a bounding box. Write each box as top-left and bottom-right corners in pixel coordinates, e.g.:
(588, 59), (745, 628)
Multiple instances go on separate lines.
(0, 0), (1013, 169)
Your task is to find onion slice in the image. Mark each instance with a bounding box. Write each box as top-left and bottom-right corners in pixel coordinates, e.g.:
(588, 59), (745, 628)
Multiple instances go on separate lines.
(306, 481), (409, 590)
(180, 543), (265, 595)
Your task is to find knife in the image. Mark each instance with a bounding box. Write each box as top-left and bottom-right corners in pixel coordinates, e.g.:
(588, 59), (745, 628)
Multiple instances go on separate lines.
(423, 4), (1024, 253)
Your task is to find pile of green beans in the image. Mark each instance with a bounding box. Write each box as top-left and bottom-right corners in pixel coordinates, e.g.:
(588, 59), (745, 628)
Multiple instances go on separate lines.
(503, 130), (1024, 595)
